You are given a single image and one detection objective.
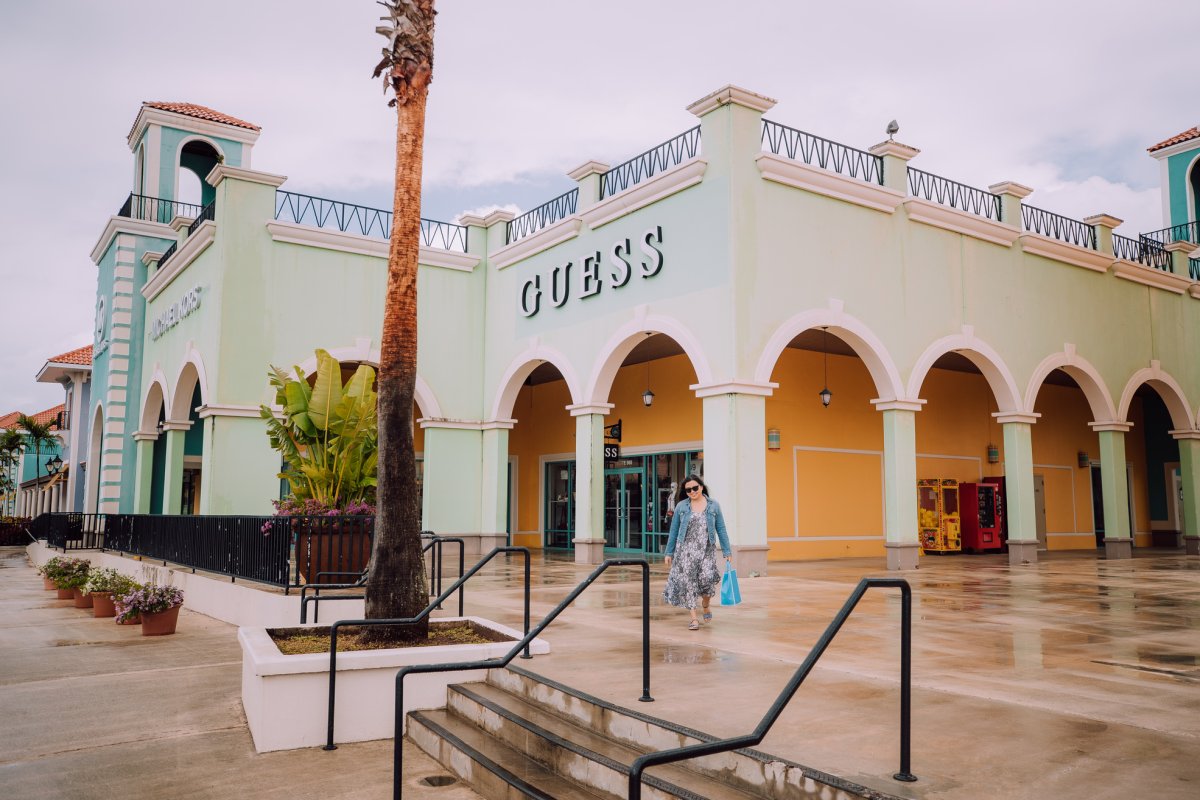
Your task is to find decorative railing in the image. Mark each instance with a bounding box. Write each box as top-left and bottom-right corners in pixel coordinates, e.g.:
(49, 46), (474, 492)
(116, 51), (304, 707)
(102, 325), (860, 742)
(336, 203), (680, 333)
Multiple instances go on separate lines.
(1112, 233), (1172, 271)
(186, 200), (216, 236)
(761, 119), (883, 185)
(117, 192), (204, 225)
(274, 190), (468, 252)
(1020, 204), (1096, 249)
(505, 189), (579, 244)
(907, 168), (1002, 221)
(1140, 220), (1199, 247)
(1191, 257), (1200, 281)
(157, 240), (178, 268)
(600, 125), (702, 199)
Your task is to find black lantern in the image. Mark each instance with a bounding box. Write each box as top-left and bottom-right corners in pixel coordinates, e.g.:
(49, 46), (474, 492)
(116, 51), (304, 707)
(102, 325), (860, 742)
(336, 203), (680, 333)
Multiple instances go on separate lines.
(818, 326), (832, 408)
(642, 363), (654, 407)
(45, 455), (63, 476)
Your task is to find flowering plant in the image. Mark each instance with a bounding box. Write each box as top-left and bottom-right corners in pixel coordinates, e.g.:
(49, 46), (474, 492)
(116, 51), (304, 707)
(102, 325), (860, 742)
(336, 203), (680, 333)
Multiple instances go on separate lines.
(115, 583), (183, 622)
(37, 555), (68, 580)
(261, 497), (375, 534)
(50, 557), (91, 590)
(84, 568), (138, 596)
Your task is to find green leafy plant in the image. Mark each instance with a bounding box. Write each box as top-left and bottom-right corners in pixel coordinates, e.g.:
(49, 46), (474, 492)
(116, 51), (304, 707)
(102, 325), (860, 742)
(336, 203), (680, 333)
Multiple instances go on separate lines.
(37, 555), (69, 581)
(84, 568), (138, 596)
(116, 583), (183, 623)
(259, 349), (378, 509)
(51, 557), (90, 591)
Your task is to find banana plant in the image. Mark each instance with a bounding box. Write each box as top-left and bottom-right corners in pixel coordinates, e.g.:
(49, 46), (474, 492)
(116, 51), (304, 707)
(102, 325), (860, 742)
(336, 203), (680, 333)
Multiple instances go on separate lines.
(259, 349), (378, 508)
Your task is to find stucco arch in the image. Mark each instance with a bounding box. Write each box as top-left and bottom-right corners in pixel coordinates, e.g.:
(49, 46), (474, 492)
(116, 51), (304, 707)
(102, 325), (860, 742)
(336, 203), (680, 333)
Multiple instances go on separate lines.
(1024, 350), (1117, 422)
(169, 348), (209, 422)
(290, 342), (442, 418)
(174, 135), (226, 204)
(492, 346), (582, 420)
(584, 314), (714, 406)
(138, 369), (171, 433)
(1117, 364), (1196, 430)
(83, 403), (104, 514)
(907, 332), (1022, 413)
(754, 308), (904, 402)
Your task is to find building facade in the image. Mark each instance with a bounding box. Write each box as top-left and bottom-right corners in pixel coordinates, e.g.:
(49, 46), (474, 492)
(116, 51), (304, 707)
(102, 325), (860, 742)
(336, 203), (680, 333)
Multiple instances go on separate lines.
(84, 88), (1200, 574)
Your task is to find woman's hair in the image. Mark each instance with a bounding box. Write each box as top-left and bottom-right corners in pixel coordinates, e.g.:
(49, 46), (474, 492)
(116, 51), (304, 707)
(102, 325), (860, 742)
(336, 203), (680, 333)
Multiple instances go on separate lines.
(676, 474), (708, 503)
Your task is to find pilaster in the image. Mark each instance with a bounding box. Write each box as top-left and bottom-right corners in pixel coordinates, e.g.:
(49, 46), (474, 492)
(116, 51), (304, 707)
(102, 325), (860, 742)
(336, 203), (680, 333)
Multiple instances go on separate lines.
(868, 140), (921, 195)
(988, 181), (1033, 227)
(132, 435), (156, 514)
(879, 405), (920, 570)
(161, 426), (187, 515)
(573, 413), (606, 564)
(1083, 214), (1123, 256)
(700, 392), (768, 575)
(1171, 433), (1200, 555)
(480, 426), (511, 545)
(1164, 240), (1194, 275)
(568, 161), (610, 212)
(1096, 428), (1132, 559)
(998, 415), (1039, 565)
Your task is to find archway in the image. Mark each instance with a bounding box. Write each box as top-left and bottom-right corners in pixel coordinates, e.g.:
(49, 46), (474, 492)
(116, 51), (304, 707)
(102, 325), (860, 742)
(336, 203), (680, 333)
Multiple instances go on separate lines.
(176, 138), (222, 209)
(84, 404), (104, 513)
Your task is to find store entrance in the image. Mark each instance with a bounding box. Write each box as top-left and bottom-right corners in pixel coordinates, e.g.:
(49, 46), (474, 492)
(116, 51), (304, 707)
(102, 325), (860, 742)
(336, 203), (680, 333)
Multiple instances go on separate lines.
(604, 468), (645, 550)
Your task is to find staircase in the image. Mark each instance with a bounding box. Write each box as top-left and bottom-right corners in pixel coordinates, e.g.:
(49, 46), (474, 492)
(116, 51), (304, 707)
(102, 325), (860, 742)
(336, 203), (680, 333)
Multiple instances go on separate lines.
(408, 664), (900, 800)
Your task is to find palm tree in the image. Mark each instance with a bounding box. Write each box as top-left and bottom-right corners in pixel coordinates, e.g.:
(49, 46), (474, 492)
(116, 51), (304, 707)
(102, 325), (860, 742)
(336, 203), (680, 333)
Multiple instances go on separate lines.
(16, 415), (57, 512)
(0, 429), (23, 515)
(364, 0), (437, 642)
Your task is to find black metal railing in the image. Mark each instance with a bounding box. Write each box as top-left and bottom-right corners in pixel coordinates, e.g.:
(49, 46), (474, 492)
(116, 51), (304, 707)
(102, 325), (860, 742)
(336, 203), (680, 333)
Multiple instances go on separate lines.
(274, 190), (468, 252)
(1140, 220), (1199, 247)
(1112, 233), (1172, 271)
(600, 126), (702, 199)
(187, 200), (216, 236)
(629, 577), (914, 798)
(156, 240), (178, 268)
(324, 546), (536, 751)
(389, 558), (653, 799)
(36, 513), (105, 550)
(1021, 204), (1096, 250)
(908, 168), (1002, 222)
(117, 192), (204, 225)
(505, 189), (579, 244)
(761, 119), (883, 185)
(1190, 257), (1200, 281)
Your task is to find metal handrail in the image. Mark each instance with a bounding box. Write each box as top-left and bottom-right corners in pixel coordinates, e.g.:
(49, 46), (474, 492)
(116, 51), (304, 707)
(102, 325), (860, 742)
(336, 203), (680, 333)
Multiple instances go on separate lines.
(157, 240), (179, 268)
(273, 190), (468, 252)
(390, 558), (652, 799)
(1190, 257), (1199, 281)
(1021, 204), (1096, 250)
(908, 167), (1001, 222)
(761, 119), (883, 185)
(629, 577), (914, 798)
(1140, 220), (1199, 247)
(1113, 233), (1171, 271)
(187, 200), (216, 236)
(600, 126), (702, 199)
(324, 546), (533, 750)
(117, 192), (204, 224)
(505, 189), (578, 244)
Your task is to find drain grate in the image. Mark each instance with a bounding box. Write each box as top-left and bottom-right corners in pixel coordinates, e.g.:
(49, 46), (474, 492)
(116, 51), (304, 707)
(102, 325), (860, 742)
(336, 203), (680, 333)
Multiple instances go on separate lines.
(419, 775), (458, 788)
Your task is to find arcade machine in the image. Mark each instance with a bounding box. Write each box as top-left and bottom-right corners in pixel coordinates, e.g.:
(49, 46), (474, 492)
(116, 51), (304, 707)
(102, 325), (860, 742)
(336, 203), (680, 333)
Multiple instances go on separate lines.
(960, 481), (1004, 553)
(917, 478), (961, 553)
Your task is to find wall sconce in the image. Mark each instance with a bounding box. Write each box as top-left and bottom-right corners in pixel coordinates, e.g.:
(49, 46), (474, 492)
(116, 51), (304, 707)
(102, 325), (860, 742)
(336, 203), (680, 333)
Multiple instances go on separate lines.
(767, 428), (781, 450)
(986, 443), (999, 464)
(1078, 450), (1090, 468)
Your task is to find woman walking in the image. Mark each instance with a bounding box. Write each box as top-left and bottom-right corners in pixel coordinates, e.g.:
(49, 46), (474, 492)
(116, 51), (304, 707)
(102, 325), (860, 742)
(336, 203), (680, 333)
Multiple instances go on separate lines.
(663, 474), (732, 630)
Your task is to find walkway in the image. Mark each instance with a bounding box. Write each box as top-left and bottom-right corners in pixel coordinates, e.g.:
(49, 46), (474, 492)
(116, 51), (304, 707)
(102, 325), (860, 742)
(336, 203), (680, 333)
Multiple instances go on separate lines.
(2, 545), (1199, 799)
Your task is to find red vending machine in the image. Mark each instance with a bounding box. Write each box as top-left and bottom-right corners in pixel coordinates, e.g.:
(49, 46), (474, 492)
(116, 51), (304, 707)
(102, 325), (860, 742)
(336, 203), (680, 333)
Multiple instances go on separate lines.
(960, 481), (1004, 553)
(981, 476), (1008, 546)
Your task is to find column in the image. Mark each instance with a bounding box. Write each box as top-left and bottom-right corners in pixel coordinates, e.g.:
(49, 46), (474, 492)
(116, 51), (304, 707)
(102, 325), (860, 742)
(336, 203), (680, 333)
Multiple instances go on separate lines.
(987, 181), (1033, 228)
(161, 423), (189, 515)
(1092, 423), (1132, 559)
(1172, 432), (1200, 556)
(998, 413), (1041, 565)
(132, 433), (156, 514)
(419, 423), (484, 550)
(479, 423), (513, 552)
(869, 140), (921, 194)
(876, 402), (922, 569)
(569, 406), (609, 565)
(699, 391), (769, 575)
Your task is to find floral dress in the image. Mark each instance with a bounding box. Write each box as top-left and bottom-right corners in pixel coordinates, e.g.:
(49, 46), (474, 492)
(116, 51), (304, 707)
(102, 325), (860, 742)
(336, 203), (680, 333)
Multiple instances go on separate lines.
(663, 504), (721, 609)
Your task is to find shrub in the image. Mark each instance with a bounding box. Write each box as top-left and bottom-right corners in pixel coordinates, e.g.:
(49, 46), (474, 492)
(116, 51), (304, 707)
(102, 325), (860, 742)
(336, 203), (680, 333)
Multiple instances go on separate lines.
(84, 568), (138, 596)
(52, 557), (91, 591)
(115, 583), (184, 622)
(38, 555), (68, 581)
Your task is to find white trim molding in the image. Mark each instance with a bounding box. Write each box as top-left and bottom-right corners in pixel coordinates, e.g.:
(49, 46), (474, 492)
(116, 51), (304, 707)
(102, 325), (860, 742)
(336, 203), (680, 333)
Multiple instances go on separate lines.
(580, 157), (707, 230)
(206, 164), (286, 189)
(90, 217), (175, 264)
(565, 403), (615, 417)
(417, 418), (516, 431)
(128, 107), (261, 150)
(490, 217), (583, 270)
(686, 85), (777, 116)
(1111, 260), (1192, 294)
(1018, 233), (1114, 273)
(142, 221), (216, 301)
(689, 381), (777, 399)
(903, 198), (1020, 247)
(196, 403), (263, 419)
(265, 220), (479, 272)
(757, 153), (905, 214)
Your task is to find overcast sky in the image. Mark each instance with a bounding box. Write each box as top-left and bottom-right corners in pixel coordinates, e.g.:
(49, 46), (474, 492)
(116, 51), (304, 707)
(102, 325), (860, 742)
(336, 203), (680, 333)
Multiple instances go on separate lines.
(1, 0), (1193, 414)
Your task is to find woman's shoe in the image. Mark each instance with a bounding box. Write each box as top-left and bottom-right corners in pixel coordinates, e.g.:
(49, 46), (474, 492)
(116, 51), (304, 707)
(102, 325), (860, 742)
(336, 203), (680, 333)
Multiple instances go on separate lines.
(702, 611), (713, 623)
(688, 619), (700, 630)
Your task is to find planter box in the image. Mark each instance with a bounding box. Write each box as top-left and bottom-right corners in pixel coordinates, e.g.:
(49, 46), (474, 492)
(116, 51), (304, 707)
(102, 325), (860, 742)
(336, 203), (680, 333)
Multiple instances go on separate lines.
(238, 617), (549, 753)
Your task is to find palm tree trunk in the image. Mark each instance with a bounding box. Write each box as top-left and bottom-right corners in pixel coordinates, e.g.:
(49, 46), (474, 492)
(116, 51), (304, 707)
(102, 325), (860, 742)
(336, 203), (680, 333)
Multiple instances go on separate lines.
(364, 27), (434, 642)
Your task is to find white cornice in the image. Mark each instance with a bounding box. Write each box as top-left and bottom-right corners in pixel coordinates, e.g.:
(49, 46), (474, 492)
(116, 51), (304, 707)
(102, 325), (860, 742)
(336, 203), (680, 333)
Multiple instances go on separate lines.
(567, 161), (610, 180)
(90, 216), (175, 264)
(580, 157), (708, 231)
(142, 221), (216, 302)
(1111, 260), (1192, 294)
(1148, 137), (1200, 161)
(1190, 284), (1200, 300)
(206, 164), (287, 188)
(1090, 421), (1133, 432)
(687, 85), (777, 116)
(871, 399), (927, 412)
(988, 181), (1034, 199)
(483, 209), (516, 227)
(867, 141), (920, 160)
(1169, 429), (1200, 440)
(170, 215), (195, 233)
(141, 250), (165, 267)
(127, 107), (261, 150)
(689, 381), (778, 398)
(566, 403), (615, 417)
(265, 221), (479, 272)
(196, 404), (263, 419)
(1083, 213), (1123, 230)
(35, 362), (92, 384)
(993, 412), (1041, 425)
(417, 418), (516, 431)
(132, 432), (159, 442)
(1018, 233), (1114, 273)
(903, 198), (1020, 247)
(490, 217), (583, 270)
(456, 214), (487, 228)
(756, 152), (905, 214)
(161, 420), (193, 432)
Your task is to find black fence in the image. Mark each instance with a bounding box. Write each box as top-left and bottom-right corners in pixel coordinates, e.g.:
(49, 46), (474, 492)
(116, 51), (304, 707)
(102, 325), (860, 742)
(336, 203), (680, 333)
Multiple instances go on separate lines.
(761, 119), (883, 185)
(600, 125), (702, 200)
(506, 189), (579, 244)
(1021, 204), (1096, 249)
(274, 190), (468, 252)
(1112, 233), (1172, 271)
(35, 513), (374, 593)
(1140, 220), (1199, 247)
(117, 192), (204, 225)
(908, 167), (1002, 222)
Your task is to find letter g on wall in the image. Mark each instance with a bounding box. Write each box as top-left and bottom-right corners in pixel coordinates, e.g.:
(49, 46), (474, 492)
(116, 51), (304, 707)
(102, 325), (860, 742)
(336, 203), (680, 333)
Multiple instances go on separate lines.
(520, 274), (542, 317)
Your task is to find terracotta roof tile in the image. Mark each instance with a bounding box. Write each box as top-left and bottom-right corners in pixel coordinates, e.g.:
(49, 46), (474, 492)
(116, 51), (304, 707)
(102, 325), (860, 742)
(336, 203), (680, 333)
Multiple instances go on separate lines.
(1148, 126), (1200, 153)
(0, 412), (20, 430)
(142, 101), (261, 132)
(46, 344), (92, 367)
(30, 405), (65, 430)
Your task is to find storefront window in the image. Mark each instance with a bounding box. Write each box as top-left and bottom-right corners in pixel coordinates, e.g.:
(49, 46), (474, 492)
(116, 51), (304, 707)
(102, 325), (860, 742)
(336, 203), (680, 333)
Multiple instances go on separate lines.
(545, 460), (574, 549)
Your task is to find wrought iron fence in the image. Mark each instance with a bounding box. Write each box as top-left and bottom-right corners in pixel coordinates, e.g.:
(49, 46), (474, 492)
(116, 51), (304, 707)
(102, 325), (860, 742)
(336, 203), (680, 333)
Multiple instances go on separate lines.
(760, 120), (883, 185)
(907, 168), (1002, 222)
(505, 189), (579, 244)
(274, 191), (468, 252)
(1140, 220), (1199, 247)
(600, 125), (702, 199)
(187, 201), (216, 236)
(1112, 234), (1172, 271)
(157, 240), (178, 268)
(36, 513), (106, 550)
(117, 192), (204, 225)
(1191, 257), (1200, 281)
(1020, 204), (1096, 249)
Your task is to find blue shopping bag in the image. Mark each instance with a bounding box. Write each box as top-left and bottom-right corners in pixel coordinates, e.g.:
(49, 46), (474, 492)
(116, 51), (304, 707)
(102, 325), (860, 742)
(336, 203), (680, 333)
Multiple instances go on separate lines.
(720, 562), (742, 606)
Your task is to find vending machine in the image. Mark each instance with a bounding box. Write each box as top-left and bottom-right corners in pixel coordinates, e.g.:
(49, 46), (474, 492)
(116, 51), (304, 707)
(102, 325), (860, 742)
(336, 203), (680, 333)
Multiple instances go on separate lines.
(981, 476), (1008, 545)
(917, 479), (961, 553)
(960, 482), (1004, 552)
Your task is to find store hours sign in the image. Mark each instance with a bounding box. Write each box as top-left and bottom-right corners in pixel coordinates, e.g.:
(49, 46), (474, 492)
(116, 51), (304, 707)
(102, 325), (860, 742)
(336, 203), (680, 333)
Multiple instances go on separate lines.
(519, 226), (664, 318)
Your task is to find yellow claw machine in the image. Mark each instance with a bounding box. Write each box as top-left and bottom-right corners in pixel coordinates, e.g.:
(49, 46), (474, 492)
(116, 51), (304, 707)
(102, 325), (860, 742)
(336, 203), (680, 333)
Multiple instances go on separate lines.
(917, 479), (961, 553)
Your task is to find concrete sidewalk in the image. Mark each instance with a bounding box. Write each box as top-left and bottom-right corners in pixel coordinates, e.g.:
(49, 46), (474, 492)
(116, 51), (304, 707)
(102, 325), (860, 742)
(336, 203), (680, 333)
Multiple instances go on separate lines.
(2, 544), (1199, 799)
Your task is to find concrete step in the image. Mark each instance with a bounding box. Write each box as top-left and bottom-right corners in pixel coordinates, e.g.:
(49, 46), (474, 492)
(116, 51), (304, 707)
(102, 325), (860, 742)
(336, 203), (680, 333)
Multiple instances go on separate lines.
(488, 665), (894, 800)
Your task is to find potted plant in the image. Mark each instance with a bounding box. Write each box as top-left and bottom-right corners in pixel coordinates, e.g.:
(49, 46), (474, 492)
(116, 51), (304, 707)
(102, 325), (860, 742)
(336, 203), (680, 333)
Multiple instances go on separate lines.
(51, 557), (91, 603)
(84, 569), (138, 619)
(116, 583), (184, 636)
(37, 556), (67, 591)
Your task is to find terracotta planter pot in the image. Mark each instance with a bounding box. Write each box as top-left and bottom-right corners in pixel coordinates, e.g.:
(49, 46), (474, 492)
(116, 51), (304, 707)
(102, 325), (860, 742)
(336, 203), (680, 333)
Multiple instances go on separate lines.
(72, 589), (94, 609)
(91, 592), (116, 618)
(43, 578), (56, 591)
(141, 605), (181, 636)
(55, 588), (74, 600)
(118, 614), (142, 625)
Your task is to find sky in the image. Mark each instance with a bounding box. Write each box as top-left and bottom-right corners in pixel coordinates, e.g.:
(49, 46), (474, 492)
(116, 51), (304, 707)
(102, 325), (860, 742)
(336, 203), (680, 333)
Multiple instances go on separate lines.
(0, 0), (1194, 415)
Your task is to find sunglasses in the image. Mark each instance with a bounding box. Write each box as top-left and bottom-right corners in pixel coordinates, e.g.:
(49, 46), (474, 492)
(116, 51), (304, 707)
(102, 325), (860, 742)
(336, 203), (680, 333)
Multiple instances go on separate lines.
(684, 485), (702, 494)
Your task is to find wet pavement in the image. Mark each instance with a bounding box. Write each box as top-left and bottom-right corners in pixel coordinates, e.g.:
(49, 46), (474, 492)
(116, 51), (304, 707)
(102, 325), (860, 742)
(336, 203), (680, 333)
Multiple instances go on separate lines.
(2, 545), (1198, 799)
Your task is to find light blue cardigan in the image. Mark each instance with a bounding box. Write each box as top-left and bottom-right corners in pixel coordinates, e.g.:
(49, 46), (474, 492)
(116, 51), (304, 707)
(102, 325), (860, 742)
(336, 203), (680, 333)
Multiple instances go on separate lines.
(664, 497), (732, 557)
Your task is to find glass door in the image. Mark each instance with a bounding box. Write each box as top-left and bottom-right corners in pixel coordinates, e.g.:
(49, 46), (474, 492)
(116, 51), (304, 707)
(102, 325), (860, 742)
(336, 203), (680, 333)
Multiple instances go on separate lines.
(604, 467), (646, 550)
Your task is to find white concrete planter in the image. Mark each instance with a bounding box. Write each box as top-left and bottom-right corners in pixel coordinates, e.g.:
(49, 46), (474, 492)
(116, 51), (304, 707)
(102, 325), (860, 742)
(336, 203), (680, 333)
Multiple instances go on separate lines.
(239, 617), (549, 752)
